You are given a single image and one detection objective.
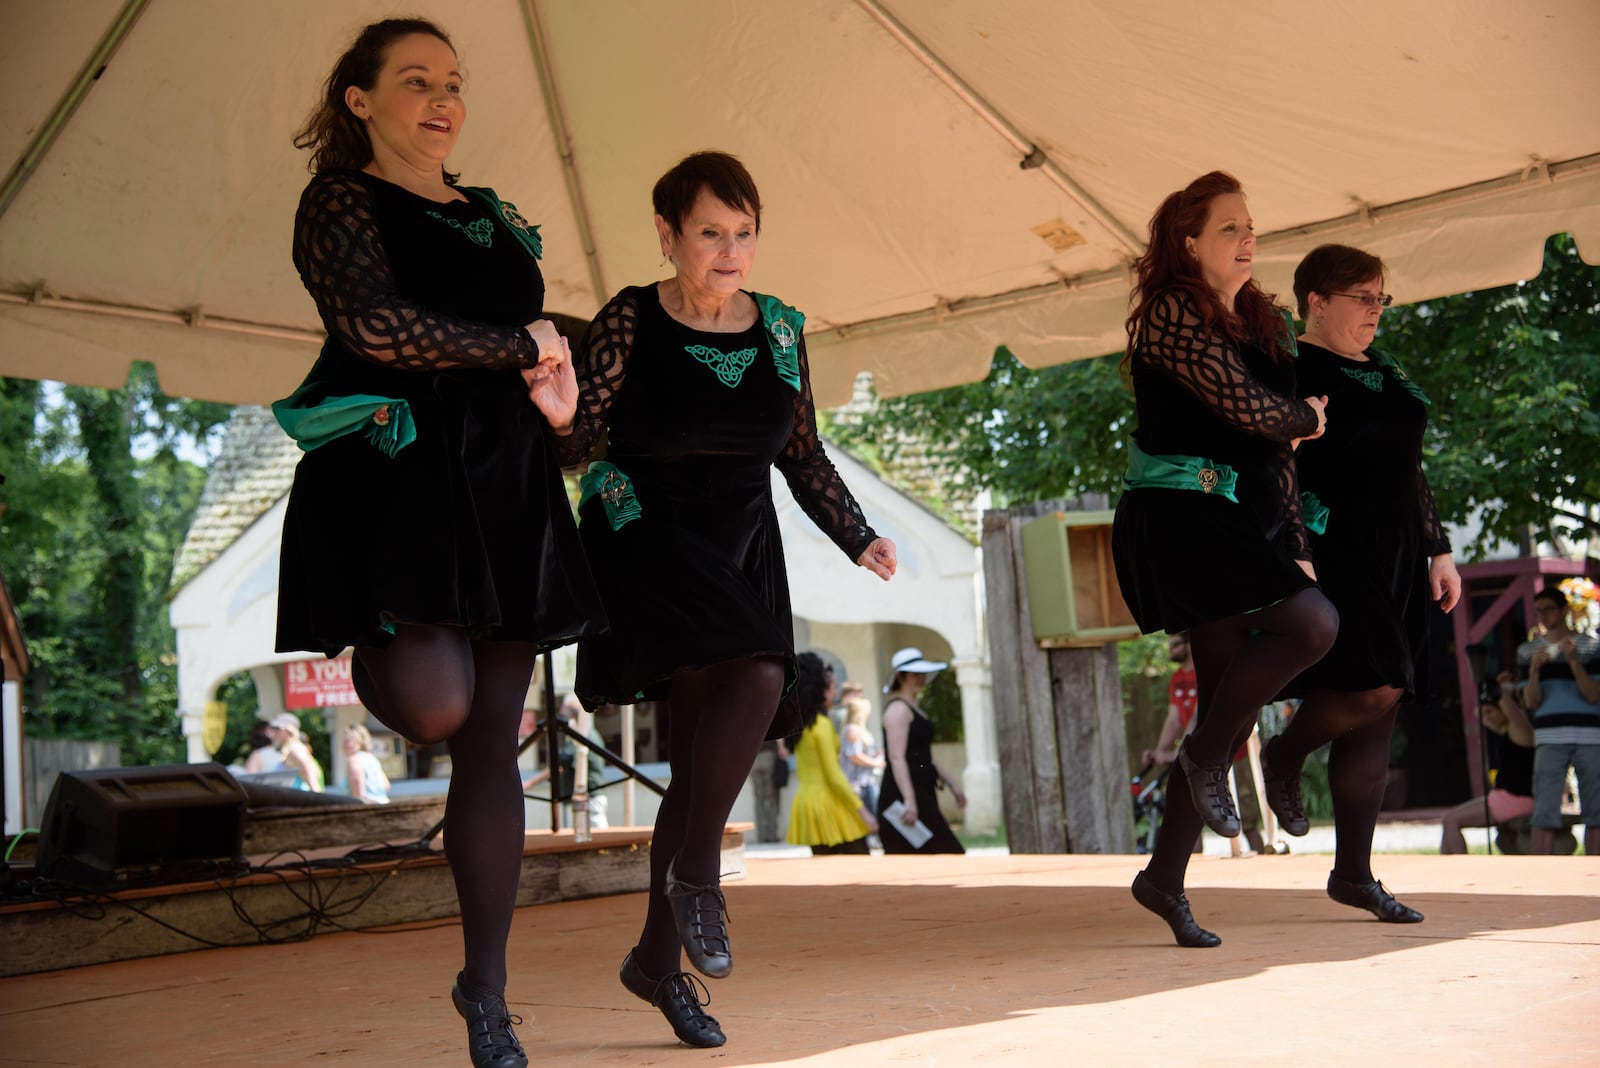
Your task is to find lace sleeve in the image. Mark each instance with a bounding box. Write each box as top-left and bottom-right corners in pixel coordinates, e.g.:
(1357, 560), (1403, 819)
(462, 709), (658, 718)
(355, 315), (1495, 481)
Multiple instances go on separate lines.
(292, 172), (536, 371)
(1275, 443), (1312, 561)
(1416, 455), (1453, 556)
(551, 289), (638, 467)
(775, 333), (878, 561)
(1137, 292), (1318, 442)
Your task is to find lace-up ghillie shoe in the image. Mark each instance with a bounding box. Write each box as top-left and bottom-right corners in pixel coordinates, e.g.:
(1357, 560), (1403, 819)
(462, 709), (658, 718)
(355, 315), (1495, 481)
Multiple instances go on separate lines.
(664, 859), (732, 978)
(1176, 738), (1241, 837)
(1261, 738), (1310, 836)
(451, 975), (528, 1068)
(1327, 873), (1424, 923)
(620, 950), (726, 1048)
(1131, 871), (1222, 948)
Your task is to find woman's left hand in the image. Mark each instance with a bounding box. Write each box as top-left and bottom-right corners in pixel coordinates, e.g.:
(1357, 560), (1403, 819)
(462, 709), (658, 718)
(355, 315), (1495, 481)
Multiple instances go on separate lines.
(522, 335), (577, 433)
(950, 783), (967, 808)
(857, 537), (898, 581)
(1430, 553), (1461, 613)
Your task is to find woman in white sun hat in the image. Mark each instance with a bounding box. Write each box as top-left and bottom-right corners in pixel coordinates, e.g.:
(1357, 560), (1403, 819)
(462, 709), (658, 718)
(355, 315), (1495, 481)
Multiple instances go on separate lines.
(877, 647), (966, 853)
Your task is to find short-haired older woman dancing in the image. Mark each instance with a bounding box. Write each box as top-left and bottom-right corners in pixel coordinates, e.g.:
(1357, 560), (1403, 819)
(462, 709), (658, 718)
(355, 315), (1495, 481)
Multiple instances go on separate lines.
(537, 151), (897, 1046)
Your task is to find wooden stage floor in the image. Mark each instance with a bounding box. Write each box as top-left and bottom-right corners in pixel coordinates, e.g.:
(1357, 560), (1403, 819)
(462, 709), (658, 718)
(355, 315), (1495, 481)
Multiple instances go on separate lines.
(1, 851), (1595, 1066)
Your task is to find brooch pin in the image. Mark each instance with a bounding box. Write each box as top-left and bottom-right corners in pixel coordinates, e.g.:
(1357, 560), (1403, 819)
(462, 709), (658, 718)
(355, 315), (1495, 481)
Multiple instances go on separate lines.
(1196, 467), (1218, 494)
(770, 318), (797, 352)
(599, 471), (628, 505)
(372, 405), (391, 427)
(501, 203), (531, 232)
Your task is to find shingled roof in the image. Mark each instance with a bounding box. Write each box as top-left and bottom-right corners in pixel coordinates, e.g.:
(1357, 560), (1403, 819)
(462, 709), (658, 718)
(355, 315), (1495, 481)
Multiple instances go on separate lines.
(170, 406), (300, 592)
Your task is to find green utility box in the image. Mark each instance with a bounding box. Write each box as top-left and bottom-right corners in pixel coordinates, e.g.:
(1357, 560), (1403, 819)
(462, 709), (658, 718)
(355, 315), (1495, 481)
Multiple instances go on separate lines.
(1019, 509), (1140, 647)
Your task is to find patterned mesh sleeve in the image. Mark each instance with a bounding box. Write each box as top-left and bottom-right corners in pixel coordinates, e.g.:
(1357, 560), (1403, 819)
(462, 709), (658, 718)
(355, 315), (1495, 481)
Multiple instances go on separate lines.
(292, 172), (535, 371)
(1415, 455), (1453, 556)
(775, 334), (879, 561)
(1275, 443), (1313, 561)
(1136, 291), (1319, 442)
(550, 289), (639, 467)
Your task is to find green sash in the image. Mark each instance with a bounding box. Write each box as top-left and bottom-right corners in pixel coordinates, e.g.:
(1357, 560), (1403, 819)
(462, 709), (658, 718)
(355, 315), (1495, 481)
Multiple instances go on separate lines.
(752, 292), (803, 392)
(1123, 439), (1239, 503)
(1299, 490), (1330, 535)
(578, 461), (642, 530)
(271, 345), (416, 457)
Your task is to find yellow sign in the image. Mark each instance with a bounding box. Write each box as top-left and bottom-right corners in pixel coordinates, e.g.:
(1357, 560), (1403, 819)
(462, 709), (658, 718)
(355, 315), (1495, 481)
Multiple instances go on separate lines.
(202, 699), (228, 756)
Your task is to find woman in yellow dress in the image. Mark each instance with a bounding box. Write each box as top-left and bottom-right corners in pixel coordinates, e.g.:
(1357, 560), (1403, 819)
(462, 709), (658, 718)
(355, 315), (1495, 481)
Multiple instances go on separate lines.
(786, 653), (879, 854)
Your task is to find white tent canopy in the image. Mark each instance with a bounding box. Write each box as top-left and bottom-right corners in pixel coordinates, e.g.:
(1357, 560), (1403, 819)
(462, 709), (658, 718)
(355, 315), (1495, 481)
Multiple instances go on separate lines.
(3, 0), (1598, 406)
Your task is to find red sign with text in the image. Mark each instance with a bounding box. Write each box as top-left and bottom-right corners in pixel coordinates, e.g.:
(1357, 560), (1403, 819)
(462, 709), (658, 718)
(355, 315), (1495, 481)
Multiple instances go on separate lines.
(284, 657), (360, 709)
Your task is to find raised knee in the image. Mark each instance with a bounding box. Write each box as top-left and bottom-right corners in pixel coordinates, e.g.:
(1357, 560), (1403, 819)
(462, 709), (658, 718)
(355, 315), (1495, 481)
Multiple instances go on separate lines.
(376, 702), (471, 746)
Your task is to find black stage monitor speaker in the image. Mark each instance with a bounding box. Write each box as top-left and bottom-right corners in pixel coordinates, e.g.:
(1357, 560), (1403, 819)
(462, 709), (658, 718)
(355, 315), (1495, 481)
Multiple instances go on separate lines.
(35, 763), (247, 885)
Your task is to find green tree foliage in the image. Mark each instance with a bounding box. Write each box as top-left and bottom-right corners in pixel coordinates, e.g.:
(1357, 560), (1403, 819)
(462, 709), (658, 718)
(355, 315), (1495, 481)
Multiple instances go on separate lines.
(835, 234), (1600, 557)
(0, 364), (230, 765)
(1380, 234), (1600, 552)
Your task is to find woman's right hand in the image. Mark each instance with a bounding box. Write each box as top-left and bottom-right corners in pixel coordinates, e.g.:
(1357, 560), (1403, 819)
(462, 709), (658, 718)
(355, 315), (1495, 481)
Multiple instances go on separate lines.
(521, 319), (577, 432)
(899, 801), (919, 826)
(1292, 395), (1329, 448)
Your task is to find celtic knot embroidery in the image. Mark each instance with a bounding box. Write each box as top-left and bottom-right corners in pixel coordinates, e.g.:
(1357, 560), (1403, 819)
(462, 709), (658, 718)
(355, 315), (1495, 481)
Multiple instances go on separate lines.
(685, 344), (758, 387)
(1341, 366), (1384, 392)
(426, 211), (494, 247)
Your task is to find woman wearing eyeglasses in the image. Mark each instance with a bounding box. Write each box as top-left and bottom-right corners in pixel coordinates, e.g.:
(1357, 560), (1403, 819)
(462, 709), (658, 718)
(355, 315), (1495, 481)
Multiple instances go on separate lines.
(1260, 244), (1460, 923)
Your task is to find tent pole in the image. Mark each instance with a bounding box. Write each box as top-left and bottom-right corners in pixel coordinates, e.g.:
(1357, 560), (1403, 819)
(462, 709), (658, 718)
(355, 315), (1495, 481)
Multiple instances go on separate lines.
(0, 0), (152, 222)
(517, 0), (608, 307)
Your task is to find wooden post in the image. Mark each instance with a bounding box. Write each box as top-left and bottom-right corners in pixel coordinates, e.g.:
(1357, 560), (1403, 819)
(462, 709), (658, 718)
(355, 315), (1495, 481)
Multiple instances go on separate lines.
(982, 496), (1133, 853)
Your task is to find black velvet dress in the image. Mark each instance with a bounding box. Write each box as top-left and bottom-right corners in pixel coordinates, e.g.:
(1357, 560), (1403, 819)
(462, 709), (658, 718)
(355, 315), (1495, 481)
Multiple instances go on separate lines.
(1112, 291), (1321, 634)
(276, 169), (606, 655)
(876, 702), (965, 854)
(557, 284), (877, 740)
(1283, 341), (1450, 697)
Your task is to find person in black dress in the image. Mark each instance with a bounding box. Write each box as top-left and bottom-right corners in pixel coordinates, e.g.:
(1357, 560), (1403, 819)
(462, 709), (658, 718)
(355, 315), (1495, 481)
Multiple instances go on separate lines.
(275, 20), (605, 1068)
(1113, 171), (1339, 948)
(536, 151), (898, 1047)
(878, 647), (967, 854)
(1264, 245), (1460, 921)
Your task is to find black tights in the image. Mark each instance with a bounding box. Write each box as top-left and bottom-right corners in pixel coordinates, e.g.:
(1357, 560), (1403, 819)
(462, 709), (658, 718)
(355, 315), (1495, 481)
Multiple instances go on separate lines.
(1268, 685), (1403, 883)
(1144, 588), (1338, 891)
(352, 625), (538, 994)
(633, 656), (785, 979)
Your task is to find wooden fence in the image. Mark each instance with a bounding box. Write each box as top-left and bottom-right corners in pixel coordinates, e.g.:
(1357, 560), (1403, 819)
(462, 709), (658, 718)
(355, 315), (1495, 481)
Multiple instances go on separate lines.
(22, 738), (121, 828)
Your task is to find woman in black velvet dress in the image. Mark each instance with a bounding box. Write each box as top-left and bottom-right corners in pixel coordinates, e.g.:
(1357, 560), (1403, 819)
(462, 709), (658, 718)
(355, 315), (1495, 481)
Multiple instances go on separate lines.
(1262, 244), (1459, 923)
(275, 20), (604, 1068)
(538, 151), (898, 1048)
(1112, 171), (1339, 948)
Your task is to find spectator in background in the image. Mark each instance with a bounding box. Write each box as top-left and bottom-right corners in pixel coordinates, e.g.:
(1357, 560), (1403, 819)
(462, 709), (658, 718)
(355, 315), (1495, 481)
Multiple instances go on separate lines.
(787, 653), (877, 854)
(244, 719), (285, 774)
(1440, 676), (1534, 853)
(344, 724), (391, 804)
(267, 712), (324, 792)
(1519, 584), (1600, 856)
(839, 693), (885, 818)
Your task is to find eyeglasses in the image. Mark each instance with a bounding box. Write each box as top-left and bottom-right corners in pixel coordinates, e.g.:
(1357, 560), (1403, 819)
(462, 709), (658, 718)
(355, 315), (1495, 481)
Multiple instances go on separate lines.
(1329, 292), (1394, 308)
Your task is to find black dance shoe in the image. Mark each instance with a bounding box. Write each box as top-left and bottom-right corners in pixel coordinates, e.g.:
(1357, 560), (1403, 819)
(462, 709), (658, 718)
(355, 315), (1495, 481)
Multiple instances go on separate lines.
(1261, 738), (1310, 837)
(1176, 739), (1240, 838)
(1327, 873), (1424, 923)
(1131, 871), (1222, 948)
(451, 974), (528, 1068)
(620, 950), (727, 1048)
(664, 859), (732, 978)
